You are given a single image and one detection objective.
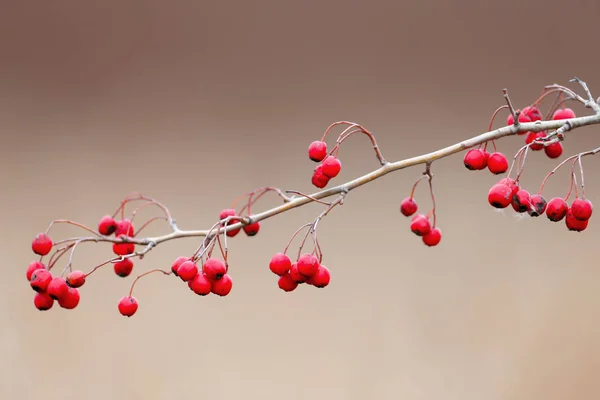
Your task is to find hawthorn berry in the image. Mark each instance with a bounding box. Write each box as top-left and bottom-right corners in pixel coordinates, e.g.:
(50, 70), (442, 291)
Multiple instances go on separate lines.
(410, 214), (431, 236)
(219, 209), (241, 237)
(58, 287), (80, 309)
(321, 156), (342, 178)
(170, 256), (189, 277)
(498, 178), (519, 196)
(546, 197), (569, 222)
(522, 106), (543, 122)
(190, 273), (212, 296)
(422, 228), (441, 246)
(32, 233), (53, 256)
(113, 242), (135, 256)
(118, 296), (138, 317)
(297, 253), (320, 277)
(308, 141), (328, 162)
(552, 108), (576, 120)
(307, 265), (331, 288)
(312, 165), (330, 188)
(26, 261), (46, 281)
(115, 219), (134, 237)
(177, 260), (199, 282)
(34, 292), (54, 311)
(114, 259), (134, 277)
(487, 152), (508, 174)
(47, 277), (69, 300)
(98, 215), (117, 236)
(66, 270), (86, 288)
(400, 197), (418, 217)
(528, 194), (547, 217)
(565, 209), (588, 232)
(526, 131), (546, 151)
(278, 273), (298, 292)
(30, 269), (52, 293)
(289, 263), (308, 283)
(203, 258), (227, 280)
(488, 183), (513, 209)
(511, 190), (531, 213)
(544, 142), (563, 159)
(243, 222), (260, 236)
(463, 149), (488, 170)
(570, 198), (593, 221)
(211, 274), (233, 296)
(269, 253), (292, 276)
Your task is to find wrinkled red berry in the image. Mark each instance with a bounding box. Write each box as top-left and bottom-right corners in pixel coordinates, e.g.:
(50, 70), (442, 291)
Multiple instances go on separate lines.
(170, 256), (189, 277)
(311, 165), (330, 188)
(565, 209), (588, 232)
(98, 215), (117, 236)
(526, 131), (546, 150)
(243, 222), (260, 236)
(400, 197), (418, 217)
(269, 253), (292, 276)
(511, 190), (531, 213)
(58, 287), (80, 309)
(278, 273), (298, 292)
(115, 219), (134, 237)
(463, 149), (488, 170)
(219, 209), (241, 237)
(307, 265), (331, 288)
(30, 269), (52, 293)
(118, 296), (138, 317)
(113, 242), (135, 256)
(47, 277), (69, 300)
(528, 194), (547, 217)
(66, 270), (86, 288)
(190, 273), (212, 296)
(34, 292), (54, 311)
(26, 261), (46, 281)
(321, 156), (342, 178)
(410, 214), (431, 236)
(289, 263), (308, 283)
(552, 108), (576, 120)
(487, 152), (509, 174)
(203, 258), (227, 281)
(32, 233), (53, 256)
(546, 197), (569, 222)
(544, 142), (563, 159)
(308, 141), (328, 162)
(114, 259), (134, 277)
(177, 260), (198, 282)
(297, 253), (320, 277)
(211, 274), (233, 296)
(422, 228), (442, 246)
(570, 198), (593, 221)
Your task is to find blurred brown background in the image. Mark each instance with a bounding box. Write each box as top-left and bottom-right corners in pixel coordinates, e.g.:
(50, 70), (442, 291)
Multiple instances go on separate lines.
(2, 1), (600, 399)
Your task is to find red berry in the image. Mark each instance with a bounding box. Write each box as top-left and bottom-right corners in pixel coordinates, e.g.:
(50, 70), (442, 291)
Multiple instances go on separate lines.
(544, 142), (563, 159)
(307, 265), (331, 288)
(47, 277), (69, 300)
(526, 131), (546, 150)
(114, 259), (134, 277)
(488, 183), (513, 209)
(98, 215), (117, 236)
(312, 165), (330, 188)
(297, 253), (320, 277)
(219, 209), (241, 237)
(422, 228), (442, 246)
(203, 258), (227, 281)
(511, 190), (531, 213)
(528, 194), (547, 217)
(32, 233), (53, 256)
(497, 178), (519, 196)
(211, 274), (233, 296)
(400, 197), (418, 217)
(30, 269), (52, 293)
(170, 256), (188, 277)
(66, 270), (86, 288)
(410, 214), (431, 236)
(190, 273), (212, 296)
(308, 141), (328, 162)
(522, 106), (543, 122)
(177, 260), (198, 282)
(552, 108), (576, 120)
(565, 209), (588, 232)
(463, 149), (488, 170)
(34, 292), (54, 311)
(269, 253), (292, 276)
(26, 261), (46, 281)
(487, 152), (509, 174)
(321, 156), (342, 178)
(289, 263), (308, 283)
(570, 198), (593, 221)
(113, 242), (135, 256)
(278, 273), (298, 292)
(115, 219), (134, 237)
(243, 222), (260, 236)
(546, 197), (568, 222)
(118, 296), (138, 317)
(58, 287), (80, 309)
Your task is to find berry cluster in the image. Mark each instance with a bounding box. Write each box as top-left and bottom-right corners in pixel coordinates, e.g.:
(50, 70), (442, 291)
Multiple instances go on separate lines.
(269, 252), (330, 292)
(400, 197), (442, 246)
(309, 141), (343, 188)
(98, 215), (138, 274)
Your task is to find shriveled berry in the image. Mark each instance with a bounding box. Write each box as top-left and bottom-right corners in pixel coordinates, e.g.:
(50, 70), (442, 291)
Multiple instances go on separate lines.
(26, 261), (46, 281)
(526, 131), (546, 150)
(400, 197), (418, 217)
(219, 209), (241, 237)
(552, 108), (576, 120)
(118, 296), (138, 317)
(243, 222), (260, 236)
(570, 198), (593, 221)
(34, 292), (54, 311)
(32, 233), (53, 256)
(66, 270), (86, 288)
(410, 214), (431, 236)
(177, 260), (198, 282)
(211, 274), (233, 296)
(113, 242), (135, 256)
(307, 265), (331, 288)
(30, 269), (52, 292)
(565, 209), (588, 232)
(115, 219), (134, 237)
(321, 156), (342, 178)
(544, 142), (563, 159)
(278, 273), (298, 292)
(297, 253), (320, 277)
(463, 149), (488, 170)
(47, 277), (68, 300)
(487, 152), (509, 174)
(511, 190), (531, 213)
(269, 253), (292, 276)
(114, 259), (134, 277)
(98, 215), (117, 236)
(546, 197), (568, 222)
(190, 273), (212, 296)
(58, 287), (80, 309)
(528, 194), (547, 217)
(289, 263), (308, 283)
(203, 258), (227, 281)
(422, 228), (442, 246)
(488, 183), (513, 209)
(308, 141), (328, 162)
(312, 165), (330, 188)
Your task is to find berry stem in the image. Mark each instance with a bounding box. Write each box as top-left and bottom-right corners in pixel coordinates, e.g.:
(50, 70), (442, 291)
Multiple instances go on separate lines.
(44, 219), (100, 237)
(285, 190), (332, 205)
(425, 164), (437, 228)
(488, 105), (509, 132)
(128, 269), (171, 297)
(409, 175), (429, 198)
(283, 223), (313, 256)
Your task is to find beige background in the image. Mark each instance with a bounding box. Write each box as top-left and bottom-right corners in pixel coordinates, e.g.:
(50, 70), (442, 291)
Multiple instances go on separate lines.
(2, 1), (600, 399)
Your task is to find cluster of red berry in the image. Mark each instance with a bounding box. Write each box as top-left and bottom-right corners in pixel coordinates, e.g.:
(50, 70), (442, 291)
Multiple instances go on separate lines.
(218, 208), (260, 237)
(308, 141), (343, 188)
(269, 252), (330, 292)
(399, 198), (442, 246)
(99, 215), (137, 275)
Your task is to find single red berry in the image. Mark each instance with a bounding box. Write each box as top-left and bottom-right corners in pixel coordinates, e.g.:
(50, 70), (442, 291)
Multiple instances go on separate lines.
(525, 131), (546, 151)
(177, 260), (198, 282)
(47, 277), (69, 300)
(115, 219), (134, 237)
(488, 183), (513, 209)
(34, 292), (54, 311)
(26, 261), (46, 281)
(114, 259), (134, 277)
(170, 256), (189, 277)
(308, 141), (328, 162)
(30, 269), (52, 293)
(570, 198), (593, 221)
(219, 209), (241, 237)
(269, 253), (292, 276)
(422, 228), (442, 246)
(66, 270), (86, 288)
(546, 197), (569, 222)
(463, 149), (488, 170)
(203, 258), (227, 281)
(487, 152), (509, 174)
(297, 253), (320, 277)
(410, 214), (431, 236)
(565, 209), (588, 232)
(211, 274), (233, 296)
(528, 194), (547, 217)
(113, 242), (135, 256)
(511, 190), (532, 213)
(58, 287), (80, 309)
(278, 273), (298, 292)
(544, 142), (563, 159)
(497, 178), (519, 196)
(321, 156), (342, 178)
(118, 296), (138, 317)
(289, 263), (308, 283)
(190, 273), (212, 296)
(522, 106), (543, 122)
(312, 165), (330, 188)
(400, 197), (418, 217)
(98, 215), (117, 236)
(552, 108), (576, 120)
(306, 265), (331, 288)
(243, 222), (260, 236)
(32, 233), (53, 256)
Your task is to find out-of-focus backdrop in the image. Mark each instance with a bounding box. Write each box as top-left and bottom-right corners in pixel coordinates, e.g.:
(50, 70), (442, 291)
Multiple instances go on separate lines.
(2, 1), (600, 399)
